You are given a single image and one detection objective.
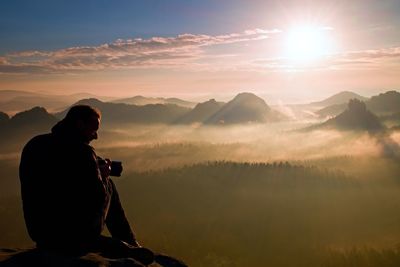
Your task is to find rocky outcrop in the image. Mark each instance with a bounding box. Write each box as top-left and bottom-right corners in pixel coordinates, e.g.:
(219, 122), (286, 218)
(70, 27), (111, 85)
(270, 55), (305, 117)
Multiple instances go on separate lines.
(323, 99), (384, 131)
(0, 248), (188, 267)
(0, 248), (151, 267)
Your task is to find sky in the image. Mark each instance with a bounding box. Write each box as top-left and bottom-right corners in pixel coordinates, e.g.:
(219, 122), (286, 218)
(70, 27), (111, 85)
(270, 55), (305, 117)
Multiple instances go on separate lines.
(0, 0), (400, 103)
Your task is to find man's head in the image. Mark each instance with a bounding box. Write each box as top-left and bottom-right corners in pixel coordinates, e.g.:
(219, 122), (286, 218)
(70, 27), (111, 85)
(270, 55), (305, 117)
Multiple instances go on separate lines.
(64, 105), (101, 144)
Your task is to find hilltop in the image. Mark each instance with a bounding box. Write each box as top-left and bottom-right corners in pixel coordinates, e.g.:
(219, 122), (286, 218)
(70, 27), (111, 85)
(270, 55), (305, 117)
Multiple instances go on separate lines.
(8, 107), (58, 128)
(0, 111), (9, 125)
(0, 107), (59, 152)
(175, 99), (225, 124)
(320, 99), (384, 132)
(367, 90), (400, 114)
(205, 92), (286, 124)
(284, 91), (368, 120)
(310, 91), (368, 107)
(316, 90), (400, 118)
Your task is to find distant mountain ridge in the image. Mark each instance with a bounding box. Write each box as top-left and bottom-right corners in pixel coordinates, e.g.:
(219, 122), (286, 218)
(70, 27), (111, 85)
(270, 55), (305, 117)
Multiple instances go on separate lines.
(316, 90), (400, 118)
(284, 91), (369, 120)
(61, 93), (287, 125)
(3, 90), (398, 130)
(0, 92), (290, 133)
(0, 90), (113, 114)
(113, 95), (197, 108)
(59, 98), (191, 124)
(0, 90), (43, 102)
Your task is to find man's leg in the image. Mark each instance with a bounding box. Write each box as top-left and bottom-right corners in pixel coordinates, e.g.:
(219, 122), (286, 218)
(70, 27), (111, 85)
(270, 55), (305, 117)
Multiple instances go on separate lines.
(94, 236), (188, 267)
(94, 235), (154, 265)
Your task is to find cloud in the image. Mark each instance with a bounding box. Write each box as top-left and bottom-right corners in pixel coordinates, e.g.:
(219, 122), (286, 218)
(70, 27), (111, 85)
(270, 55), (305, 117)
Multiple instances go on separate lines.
(0, 64), (54, 74)
(2, 28), (399, 75)
(344, 47), (400, 59)
(250, 46), (400, 72)
(326, 47), (400, 68)
(0, 29), (280, 74)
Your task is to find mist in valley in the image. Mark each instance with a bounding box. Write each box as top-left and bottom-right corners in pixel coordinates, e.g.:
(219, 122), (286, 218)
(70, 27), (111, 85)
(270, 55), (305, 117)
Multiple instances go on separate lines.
(1, 119), (400, 266)
(94, 123), (398, 171)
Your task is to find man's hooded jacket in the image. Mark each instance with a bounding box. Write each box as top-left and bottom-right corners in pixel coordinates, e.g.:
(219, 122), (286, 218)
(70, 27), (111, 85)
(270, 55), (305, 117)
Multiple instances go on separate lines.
(19, 119), (136, 250)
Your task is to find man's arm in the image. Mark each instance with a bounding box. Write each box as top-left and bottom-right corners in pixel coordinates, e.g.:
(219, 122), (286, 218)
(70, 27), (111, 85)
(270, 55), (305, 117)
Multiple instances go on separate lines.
(105, 179), (140, 247)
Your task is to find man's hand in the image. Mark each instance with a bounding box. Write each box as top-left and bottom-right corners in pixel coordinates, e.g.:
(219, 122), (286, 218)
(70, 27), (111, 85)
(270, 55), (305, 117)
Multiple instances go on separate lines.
(99, 158), (112, 179)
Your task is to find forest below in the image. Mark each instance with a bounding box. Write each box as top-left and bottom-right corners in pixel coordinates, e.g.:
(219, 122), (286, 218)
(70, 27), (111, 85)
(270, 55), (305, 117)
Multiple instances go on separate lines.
(1, 131), (400, 266)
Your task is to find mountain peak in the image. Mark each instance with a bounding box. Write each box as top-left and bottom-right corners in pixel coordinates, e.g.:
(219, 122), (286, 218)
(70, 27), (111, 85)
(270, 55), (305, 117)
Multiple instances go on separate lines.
(12, 106), (50, 119)
(311, 91), (368, 107)
(323, 99), (384, 131)
(233, 92), (266, 101)
(196, 98), (219, 107)
(377, 90), (399, 97)
(205, 92), (284, 124)
(175, 99), (225, 124)
(236, 92), (257, 97)
(367, 90), (400, 114)
(6, 106), (58, 133)
(0, 111), (10, 121)
(348, 98), (367, 113)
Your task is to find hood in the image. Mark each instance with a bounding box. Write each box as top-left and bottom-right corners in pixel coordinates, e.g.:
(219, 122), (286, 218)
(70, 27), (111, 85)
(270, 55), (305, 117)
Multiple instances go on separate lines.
(51, 119), (85, 144)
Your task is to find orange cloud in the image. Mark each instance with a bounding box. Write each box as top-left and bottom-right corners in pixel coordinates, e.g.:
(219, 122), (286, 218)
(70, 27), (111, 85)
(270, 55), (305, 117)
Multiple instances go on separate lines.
(0, 29), (280, 74)
(251, 46), (400, 72)
(1, 29), (399, 76)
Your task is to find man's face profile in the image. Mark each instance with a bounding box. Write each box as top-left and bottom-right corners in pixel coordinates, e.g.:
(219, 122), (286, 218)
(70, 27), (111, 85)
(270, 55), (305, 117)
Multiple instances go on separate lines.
(79, 116), (100, 144)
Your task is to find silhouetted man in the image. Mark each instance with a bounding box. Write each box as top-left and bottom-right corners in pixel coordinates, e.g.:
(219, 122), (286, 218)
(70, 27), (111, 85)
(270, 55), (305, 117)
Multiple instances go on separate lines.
(19, 105), (186, 266)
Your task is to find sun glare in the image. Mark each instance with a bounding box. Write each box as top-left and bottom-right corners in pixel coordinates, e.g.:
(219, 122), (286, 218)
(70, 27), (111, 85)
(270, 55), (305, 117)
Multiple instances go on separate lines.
(284, 25), (334, 63)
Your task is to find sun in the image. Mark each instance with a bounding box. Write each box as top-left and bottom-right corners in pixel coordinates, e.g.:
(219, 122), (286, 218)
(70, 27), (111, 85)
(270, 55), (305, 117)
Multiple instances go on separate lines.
(284, 25), (334, 63)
